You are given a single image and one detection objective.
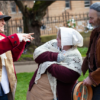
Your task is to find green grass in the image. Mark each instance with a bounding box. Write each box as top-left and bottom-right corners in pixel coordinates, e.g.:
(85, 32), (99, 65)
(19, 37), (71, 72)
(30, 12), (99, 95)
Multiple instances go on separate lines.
(18, 53), (33, 61)
(15, 72), (34, 100)
(78, 47), (88, 57)
(78, 70), (89, 81)
(18, 47), (88, 61)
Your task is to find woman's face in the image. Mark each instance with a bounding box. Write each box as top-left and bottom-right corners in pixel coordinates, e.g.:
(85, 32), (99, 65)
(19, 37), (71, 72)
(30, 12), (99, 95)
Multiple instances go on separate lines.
(57, 30), (61, 48)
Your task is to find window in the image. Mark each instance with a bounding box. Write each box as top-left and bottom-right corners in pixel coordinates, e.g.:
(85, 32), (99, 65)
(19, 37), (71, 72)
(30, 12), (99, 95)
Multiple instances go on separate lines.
(65, 0), (70, 8)
(17, 27), (22, 33)
(84, 0), (90, 7)
(11, 2), (16, 13)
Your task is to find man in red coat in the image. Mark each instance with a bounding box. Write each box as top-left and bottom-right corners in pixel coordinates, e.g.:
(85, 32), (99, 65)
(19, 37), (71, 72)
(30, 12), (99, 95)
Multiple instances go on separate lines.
(0, 11), (34, 100)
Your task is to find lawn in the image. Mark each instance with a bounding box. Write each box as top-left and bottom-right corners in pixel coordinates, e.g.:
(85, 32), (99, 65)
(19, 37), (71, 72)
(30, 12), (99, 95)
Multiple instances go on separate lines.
(78, 47), (88, 57)
(15, 72), (34, 100)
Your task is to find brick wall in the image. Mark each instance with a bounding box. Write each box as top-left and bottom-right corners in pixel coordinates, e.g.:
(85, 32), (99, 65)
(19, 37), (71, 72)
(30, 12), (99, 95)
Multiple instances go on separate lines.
(47, 1), (100, 16)
(2, 1), (100, 35)
(8, 1), (34, 20)
(1, 1), (100, 20)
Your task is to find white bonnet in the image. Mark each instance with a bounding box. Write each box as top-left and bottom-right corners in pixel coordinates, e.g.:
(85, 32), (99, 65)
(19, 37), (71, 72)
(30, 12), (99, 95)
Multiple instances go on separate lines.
(58, 27), (83, 48)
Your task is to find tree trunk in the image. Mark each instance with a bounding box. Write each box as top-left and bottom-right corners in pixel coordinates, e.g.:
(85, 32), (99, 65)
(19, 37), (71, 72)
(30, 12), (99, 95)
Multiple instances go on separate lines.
(23, 16), (41, 46)
(29, 25), (41, 46)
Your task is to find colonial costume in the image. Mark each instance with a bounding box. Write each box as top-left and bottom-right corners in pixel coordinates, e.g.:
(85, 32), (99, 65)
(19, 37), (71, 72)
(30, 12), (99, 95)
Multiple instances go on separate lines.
(27, 27), (83, 100)
(0, 11), (32, 100)
(0, 33), (26, 100)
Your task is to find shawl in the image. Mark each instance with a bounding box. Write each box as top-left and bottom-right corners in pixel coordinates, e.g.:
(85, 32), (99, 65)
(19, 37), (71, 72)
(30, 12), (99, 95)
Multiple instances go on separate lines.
(82, 26), (100, 75)
(33, 39), (83, 100)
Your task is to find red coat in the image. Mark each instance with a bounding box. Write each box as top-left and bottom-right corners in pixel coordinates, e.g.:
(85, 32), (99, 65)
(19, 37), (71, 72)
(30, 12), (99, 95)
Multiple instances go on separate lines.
(0, 33), (26, 75)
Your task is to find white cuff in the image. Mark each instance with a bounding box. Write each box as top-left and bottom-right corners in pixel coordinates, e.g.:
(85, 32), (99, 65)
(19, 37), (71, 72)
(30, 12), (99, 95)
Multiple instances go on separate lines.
(25, 39), (30, 42)
(17, 34), (24, 42)
(17, 33), (31, 42)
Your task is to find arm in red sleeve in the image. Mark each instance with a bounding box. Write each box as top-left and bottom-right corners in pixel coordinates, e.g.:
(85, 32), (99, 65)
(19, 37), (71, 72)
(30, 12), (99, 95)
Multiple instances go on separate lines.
(12, 41), (26, 61)
(47, 64), (80, 83)
(35, 51), (58, 64)
(0, 33), (20, 54)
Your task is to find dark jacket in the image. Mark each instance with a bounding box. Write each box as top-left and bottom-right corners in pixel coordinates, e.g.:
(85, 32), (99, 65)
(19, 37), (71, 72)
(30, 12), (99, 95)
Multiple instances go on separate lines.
(82, 27), (100, 86)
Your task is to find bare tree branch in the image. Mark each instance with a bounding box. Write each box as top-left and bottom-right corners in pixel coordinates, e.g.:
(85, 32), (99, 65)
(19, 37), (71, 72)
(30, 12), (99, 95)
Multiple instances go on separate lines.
(32, 1), (55, 21)
(33, 1), (55, 12)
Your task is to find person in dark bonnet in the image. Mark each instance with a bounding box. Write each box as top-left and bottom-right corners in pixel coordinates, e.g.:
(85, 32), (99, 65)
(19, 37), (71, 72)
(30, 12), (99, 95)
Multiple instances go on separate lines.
(82, 2), (100, 100)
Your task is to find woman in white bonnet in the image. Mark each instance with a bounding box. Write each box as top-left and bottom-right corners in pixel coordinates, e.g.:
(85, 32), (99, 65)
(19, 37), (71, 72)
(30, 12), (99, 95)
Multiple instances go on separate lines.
(27, 27), (83, 100)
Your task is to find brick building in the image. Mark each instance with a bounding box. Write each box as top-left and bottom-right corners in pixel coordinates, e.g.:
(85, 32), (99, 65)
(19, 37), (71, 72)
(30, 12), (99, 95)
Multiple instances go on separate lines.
(0, 1), (34, 35)
(46, 0), (100, 16)
(42, 0), (100, 34)
(0, 1), (100, 35)
(1, 1), (100, 18)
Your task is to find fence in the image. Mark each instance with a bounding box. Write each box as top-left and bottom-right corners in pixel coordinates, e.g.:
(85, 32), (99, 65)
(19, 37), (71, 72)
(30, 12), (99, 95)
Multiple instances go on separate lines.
(5, 19), (23, 36)
(4, 12), (89, 36)
(41, 12), (89, 35)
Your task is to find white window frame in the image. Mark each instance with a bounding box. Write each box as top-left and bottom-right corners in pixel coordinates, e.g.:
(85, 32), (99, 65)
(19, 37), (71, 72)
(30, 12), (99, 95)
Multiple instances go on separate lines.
(11, 2), (16, 13)
(84, 0), (90, 7)
(65, 0), (70, 9)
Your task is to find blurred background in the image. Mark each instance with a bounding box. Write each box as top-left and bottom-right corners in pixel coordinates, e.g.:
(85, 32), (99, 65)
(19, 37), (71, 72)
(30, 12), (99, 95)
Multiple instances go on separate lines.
(0, 1), (98, 46)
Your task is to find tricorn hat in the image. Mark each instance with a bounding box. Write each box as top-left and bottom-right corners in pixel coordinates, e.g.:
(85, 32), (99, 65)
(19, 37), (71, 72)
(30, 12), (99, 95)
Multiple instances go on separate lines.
(0, 11), (11, 21)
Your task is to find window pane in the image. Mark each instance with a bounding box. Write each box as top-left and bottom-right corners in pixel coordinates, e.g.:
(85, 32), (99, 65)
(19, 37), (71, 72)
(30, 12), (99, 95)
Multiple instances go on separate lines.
(65, 1), (70, 8)
(12, 8), (16, 12)
(85, 5), (90, 7)
(11, 2), (16, 13)
(85, 2), (90, 4)
(84, 0), (90, 7)
(66, 3), (69, 7)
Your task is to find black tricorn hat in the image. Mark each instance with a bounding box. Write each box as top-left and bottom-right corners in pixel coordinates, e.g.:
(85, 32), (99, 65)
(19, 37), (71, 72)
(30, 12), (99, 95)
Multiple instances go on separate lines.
(0, 11), (11, 21)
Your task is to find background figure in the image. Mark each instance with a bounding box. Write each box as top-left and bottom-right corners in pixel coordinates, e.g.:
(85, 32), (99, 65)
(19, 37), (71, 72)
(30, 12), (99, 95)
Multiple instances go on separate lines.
(82, 2), (100, 100)
(0, 11), (34, 100)
(27, 27), (83, 100)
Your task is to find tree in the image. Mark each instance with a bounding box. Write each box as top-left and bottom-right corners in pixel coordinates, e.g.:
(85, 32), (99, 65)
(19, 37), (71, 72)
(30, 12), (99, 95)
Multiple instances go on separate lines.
(14, 1), (55, 46)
